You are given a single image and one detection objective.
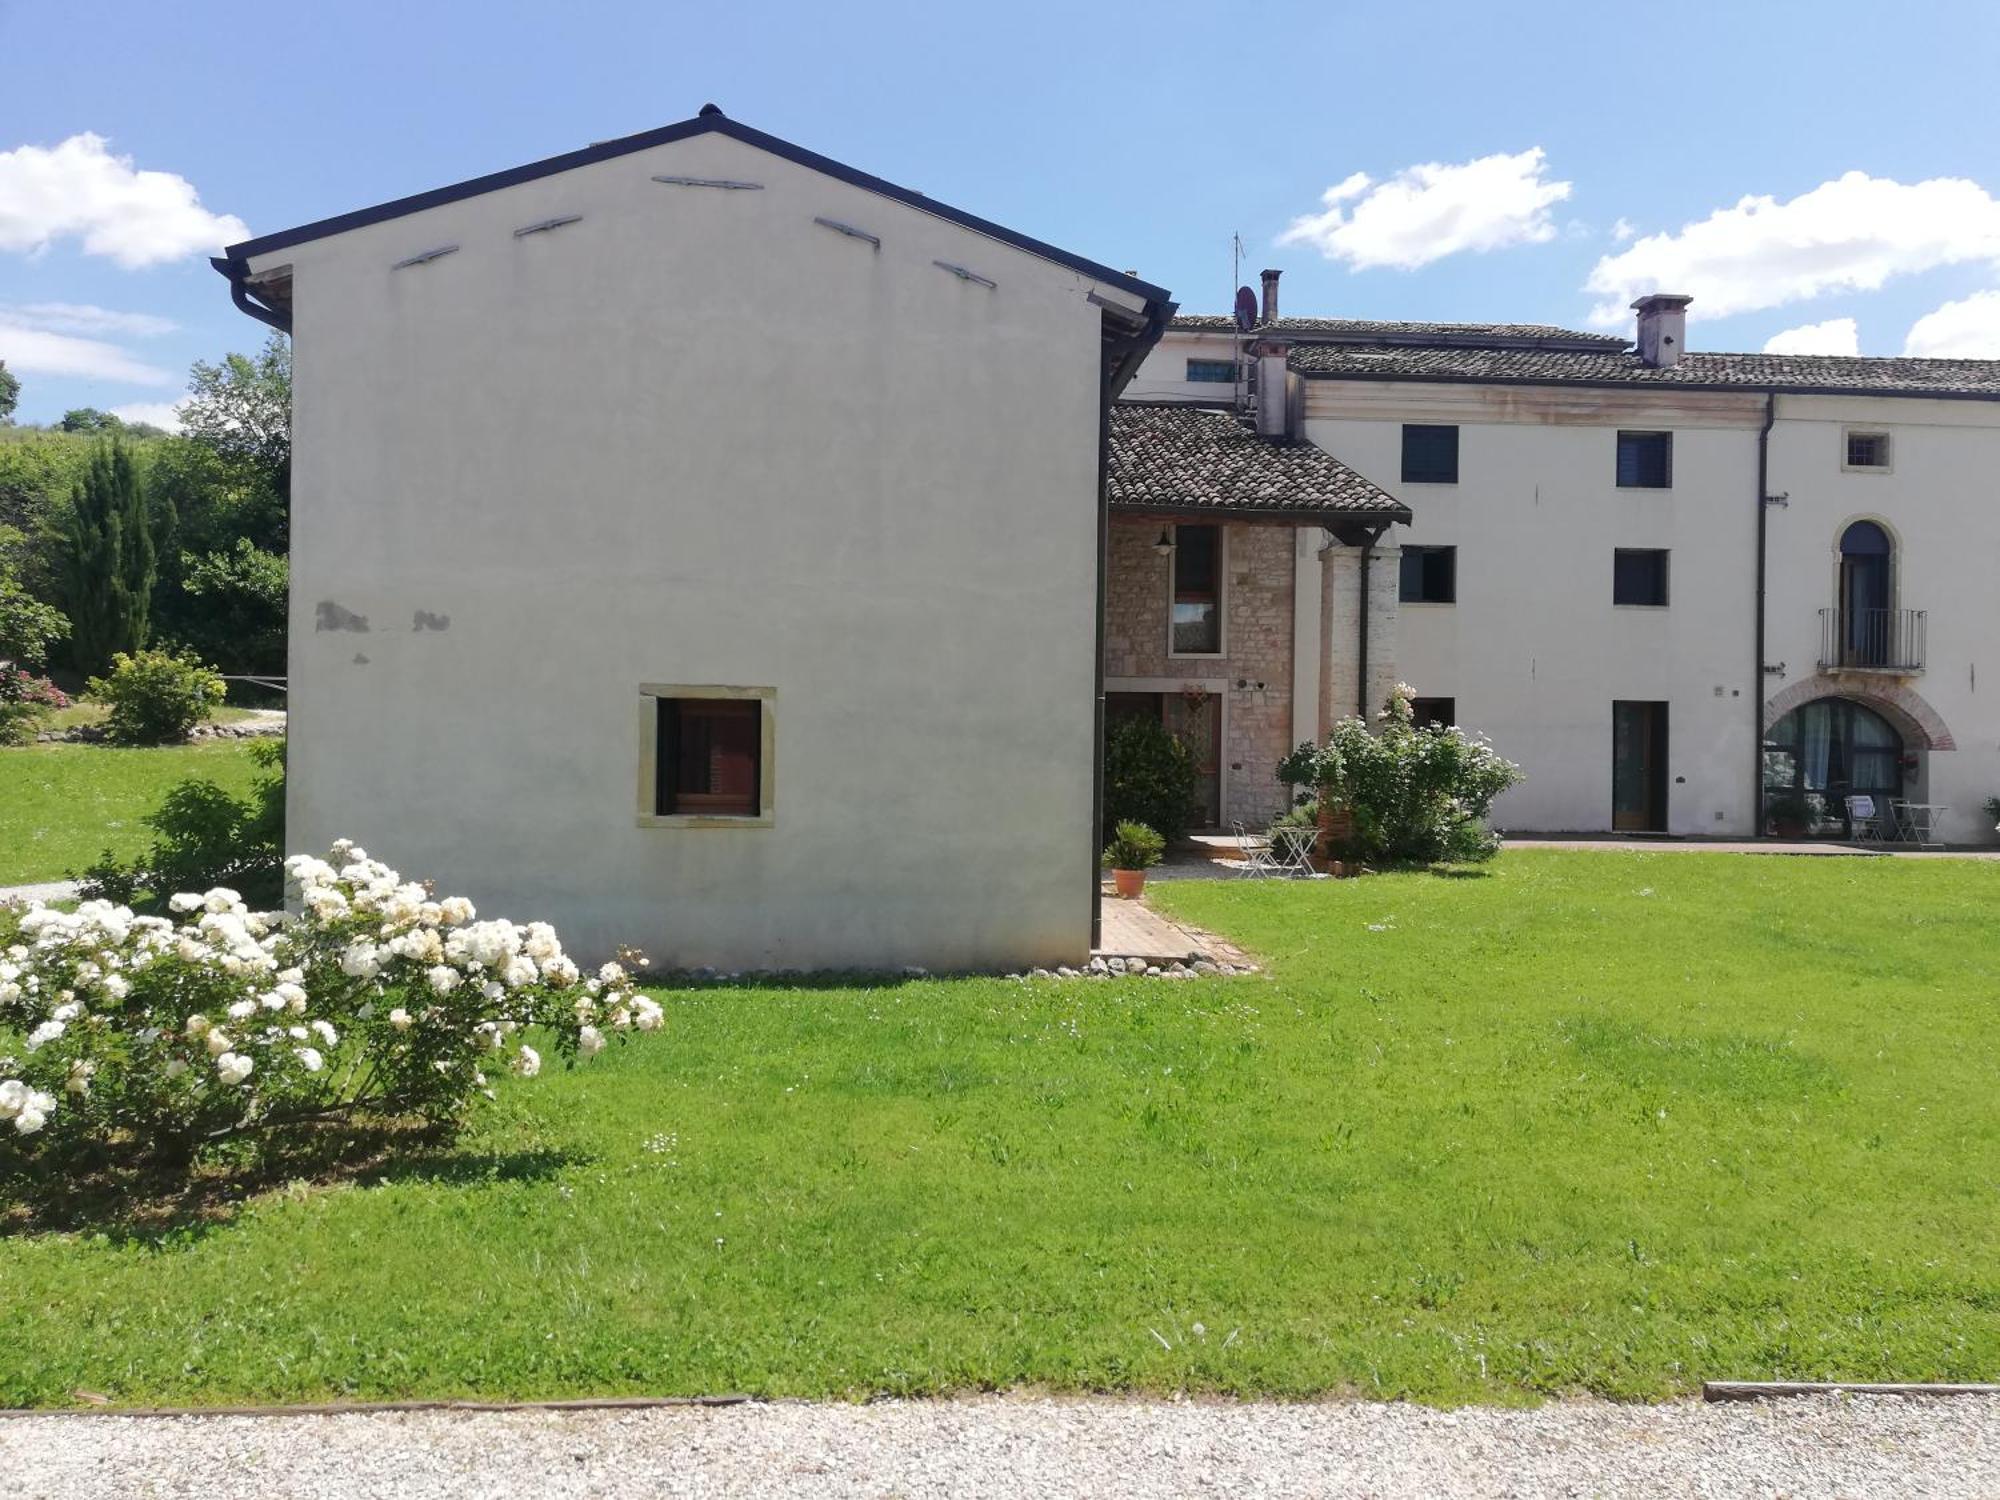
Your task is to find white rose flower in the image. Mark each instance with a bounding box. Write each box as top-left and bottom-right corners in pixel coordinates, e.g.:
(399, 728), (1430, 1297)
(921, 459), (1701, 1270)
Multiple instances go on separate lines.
(577, 1025), (605, 1058)
(339, 942), (382, 979)
(426, 964), (462, 995)
(205, 1028), (234, 1057)
(501, 955), (537, 990)
(227, 999), (257, 1020)
(597, 962), (626, 985)
(288, 1026), (308, 1041)
(100, 973), (130, 1001)
(25, 1020), (64, 1052)
(513, 1045), (541, 1078)
(185, 1013), (211, 1037)
(215, 1051), (254, 1085)
(50, 1000), (82, 1023)
(0, 1079), (28, 1117)
(310, 1020), (338, 1047)
(388, 1008), (413, 1031)
(14, 1105), (47, 1135)
(65, 1060), (94, 1095)
(163, 1058), (188, 1079)
(632, 997), (664, 1032)
(294, 1047), (324, 1073)
(168, 892), (204, 913)
(203, 888), (243, 914)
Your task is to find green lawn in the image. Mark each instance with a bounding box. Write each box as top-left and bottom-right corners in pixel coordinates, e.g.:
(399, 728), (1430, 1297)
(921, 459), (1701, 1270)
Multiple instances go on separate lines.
(3, 849), (1998, 1407)
(0, 741), (267, 885)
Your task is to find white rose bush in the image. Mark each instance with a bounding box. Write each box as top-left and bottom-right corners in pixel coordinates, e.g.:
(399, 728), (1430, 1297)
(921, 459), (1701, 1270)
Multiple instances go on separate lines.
(0, 841), (661, 1173)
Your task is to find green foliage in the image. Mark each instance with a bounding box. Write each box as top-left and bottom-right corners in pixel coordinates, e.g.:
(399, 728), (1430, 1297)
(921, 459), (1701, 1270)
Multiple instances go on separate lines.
(0, 361), (17, 423)
(1100, 819), (1165, 871)
(85, 648), (226, 745)
(0, 669), (69, 745)
(1103, 713), (1198, 843)
(1287, 684), (1523, 866)
(57, 407), (123, 433)
(61, 439), (155, 674)
(169, 537), (288, 676)
(179, 334), (291, 513)
(79, 739), (285, 909)
(0, 525), (67, 669)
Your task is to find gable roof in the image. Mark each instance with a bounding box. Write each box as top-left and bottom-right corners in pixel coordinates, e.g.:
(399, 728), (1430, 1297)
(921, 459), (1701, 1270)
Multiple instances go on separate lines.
(1109, 403), (1409, 524)
(1172, 315), (1623, 351)
(1286, 342), (2000, 399)
(215, 107), (1169, 308)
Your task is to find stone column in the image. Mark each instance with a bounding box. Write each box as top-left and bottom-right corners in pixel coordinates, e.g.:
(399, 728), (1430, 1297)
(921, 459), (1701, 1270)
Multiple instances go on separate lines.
(1289, 527), (1324, 749)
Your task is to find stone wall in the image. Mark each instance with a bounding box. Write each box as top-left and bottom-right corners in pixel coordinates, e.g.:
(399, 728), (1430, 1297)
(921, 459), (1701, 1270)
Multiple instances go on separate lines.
(1104, 519), (1300, 828)
(1322, 542), (1402, 727)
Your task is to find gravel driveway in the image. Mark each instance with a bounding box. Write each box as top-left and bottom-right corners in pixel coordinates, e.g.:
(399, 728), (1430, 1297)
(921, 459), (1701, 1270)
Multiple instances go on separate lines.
(4, 1393), (1996, 1499)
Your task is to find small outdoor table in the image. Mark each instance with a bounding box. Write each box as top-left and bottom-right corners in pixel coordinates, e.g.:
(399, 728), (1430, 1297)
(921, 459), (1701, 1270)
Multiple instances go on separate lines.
(1270, 824), (1322, 877)
(1892, 801), (1949, 848)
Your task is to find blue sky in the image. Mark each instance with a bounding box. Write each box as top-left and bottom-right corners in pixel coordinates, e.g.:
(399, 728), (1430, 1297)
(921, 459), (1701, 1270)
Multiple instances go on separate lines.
(6, 0), (2000, 425)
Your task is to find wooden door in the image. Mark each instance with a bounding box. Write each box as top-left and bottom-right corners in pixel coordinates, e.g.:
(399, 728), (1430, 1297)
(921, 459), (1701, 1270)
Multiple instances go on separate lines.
(1612, 700), (1668, 832)
(1163, 690), (1222, 828)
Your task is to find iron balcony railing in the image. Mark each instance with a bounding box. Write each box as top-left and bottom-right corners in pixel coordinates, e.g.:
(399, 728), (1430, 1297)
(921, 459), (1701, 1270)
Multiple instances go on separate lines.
(1818, 607), (1926, 672)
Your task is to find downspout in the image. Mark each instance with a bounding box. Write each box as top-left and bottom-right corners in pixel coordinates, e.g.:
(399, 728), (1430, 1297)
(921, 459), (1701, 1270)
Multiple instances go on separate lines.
(210, 256), (292, 334)
(1355, 523), (1388, 717)
(1753, 391), (1775, 836)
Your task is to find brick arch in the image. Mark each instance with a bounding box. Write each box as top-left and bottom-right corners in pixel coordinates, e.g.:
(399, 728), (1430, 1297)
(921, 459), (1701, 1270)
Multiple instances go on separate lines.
(1763, 676), (1957, 751)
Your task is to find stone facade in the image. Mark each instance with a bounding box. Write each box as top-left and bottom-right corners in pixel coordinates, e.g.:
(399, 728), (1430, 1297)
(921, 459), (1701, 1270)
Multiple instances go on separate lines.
(1104, 519), (1305, 828)
(1322, 541), (1403, 727)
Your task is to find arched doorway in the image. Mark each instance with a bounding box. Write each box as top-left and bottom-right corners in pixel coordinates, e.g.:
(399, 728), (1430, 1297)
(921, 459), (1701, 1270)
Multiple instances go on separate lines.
(1762, 697), (1905, 836)
(1837, 521), (1893, 667)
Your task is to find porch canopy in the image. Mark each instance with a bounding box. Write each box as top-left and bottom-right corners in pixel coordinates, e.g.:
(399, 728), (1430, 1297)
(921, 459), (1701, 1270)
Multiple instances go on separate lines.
(1107, 401), (1409, 542)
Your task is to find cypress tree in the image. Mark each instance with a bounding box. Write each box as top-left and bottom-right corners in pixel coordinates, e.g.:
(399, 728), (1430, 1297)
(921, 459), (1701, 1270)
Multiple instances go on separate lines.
(63, 439), (154, 674)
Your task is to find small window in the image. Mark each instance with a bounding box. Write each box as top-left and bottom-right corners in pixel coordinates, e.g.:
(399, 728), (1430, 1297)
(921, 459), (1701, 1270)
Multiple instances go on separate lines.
(1613, 548), (1670, 606)
(1844, 430), (1891, 470)
(639, 687), (773, 824)
(1401, 424), (1459, 484)
(1170, 523), (1222, 654)
(1399, 544), (1456, 603)
(1185, 359), (1237, 383)
(1616, 431), (1672, 488)
(1409, 696), (1456, 728)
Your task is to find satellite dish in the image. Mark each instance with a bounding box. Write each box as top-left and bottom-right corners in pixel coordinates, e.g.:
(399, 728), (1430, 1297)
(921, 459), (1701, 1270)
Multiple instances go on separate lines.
(1233, 285), (1259, 331)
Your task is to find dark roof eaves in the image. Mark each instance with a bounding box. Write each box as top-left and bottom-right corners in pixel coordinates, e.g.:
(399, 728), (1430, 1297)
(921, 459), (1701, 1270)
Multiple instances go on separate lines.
(217, 114), (1170, 306)
(1293, 367), (2000, 403)
(1110, 498), (1412, 525)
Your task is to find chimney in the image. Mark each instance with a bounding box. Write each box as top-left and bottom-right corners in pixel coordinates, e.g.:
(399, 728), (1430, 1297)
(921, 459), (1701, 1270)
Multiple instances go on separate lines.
(1260, 268), (1281, 324)
(1631, 293), (1692, 368)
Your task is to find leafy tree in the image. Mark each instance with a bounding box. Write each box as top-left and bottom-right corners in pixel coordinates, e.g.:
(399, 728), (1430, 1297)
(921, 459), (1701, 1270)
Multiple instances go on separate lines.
(0, 529), (68, 668)
(175, 536), (288, 675)
(179, 333), (290, 536)
(58, 408), (124, 433)
(0, 361), (18, 423)
(61, 439), (155, 674)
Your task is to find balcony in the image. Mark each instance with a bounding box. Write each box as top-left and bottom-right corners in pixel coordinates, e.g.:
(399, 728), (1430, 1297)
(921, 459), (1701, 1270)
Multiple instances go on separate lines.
(1817, 607), (1926, 673)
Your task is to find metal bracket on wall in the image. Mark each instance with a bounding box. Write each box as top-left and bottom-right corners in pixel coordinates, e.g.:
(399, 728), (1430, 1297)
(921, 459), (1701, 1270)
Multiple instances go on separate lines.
(932, 259), (996, 289)
(651, 175), (764, 190)
(813, 216), (880, 248)
(391, 244), (459, 270)
(1764, 492), (1790, 507)
(1763, 662), (1788, 677)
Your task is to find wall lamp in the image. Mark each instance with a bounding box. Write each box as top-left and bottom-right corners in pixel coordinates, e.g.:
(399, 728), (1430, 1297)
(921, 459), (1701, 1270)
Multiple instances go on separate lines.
(1154, 529), (1175, 557)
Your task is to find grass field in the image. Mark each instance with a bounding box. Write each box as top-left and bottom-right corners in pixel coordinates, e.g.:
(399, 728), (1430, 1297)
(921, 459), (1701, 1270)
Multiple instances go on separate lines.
(3, 849), (1998, 1407)
(0, 741), (266, 885)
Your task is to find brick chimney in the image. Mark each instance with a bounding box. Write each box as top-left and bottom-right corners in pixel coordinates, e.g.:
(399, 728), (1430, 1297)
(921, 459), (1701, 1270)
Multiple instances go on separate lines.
(1632, 293), (1692, 368)
(1260, 268), (1281, 324)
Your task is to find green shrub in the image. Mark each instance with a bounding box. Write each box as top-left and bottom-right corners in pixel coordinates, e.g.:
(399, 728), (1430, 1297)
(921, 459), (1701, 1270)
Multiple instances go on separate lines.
(79, 739), (284, 909)
(85, 648), (226, 744)
(1103, 714), (1198, 844)
(1101, 820), (1165, 871)
(1281, 684), (1522, 866)
(0, 669), (68, 745)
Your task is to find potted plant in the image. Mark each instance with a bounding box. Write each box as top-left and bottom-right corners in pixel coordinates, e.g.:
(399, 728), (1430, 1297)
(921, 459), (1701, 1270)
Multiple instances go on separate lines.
(1767, 789), (1812, 839)
(1102, 820), (1165, 898)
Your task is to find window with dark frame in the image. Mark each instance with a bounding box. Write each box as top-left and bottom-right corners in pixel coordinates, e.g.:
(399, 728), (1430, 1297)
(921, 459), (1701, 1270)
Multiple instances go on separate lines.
(1845, 431), (1890, 469)
(1186, 359), (1237, 383)
(1613, 548), (1670, 606)
(1399, 544), (1457, 603)
(1409, 696), (1456, 728)
(1171, 523), (1222, 653)
(1401, 424), (1460, 484)
(656, 697), (761, 817)
(1616, 431), (1672, 488)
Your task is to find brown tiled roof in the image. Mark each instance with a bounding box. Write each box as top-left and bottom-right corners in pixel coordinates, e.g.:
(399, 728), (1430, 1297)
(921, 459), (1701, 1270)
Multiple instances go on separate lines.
(1108, 403), (1409, 521)
(1172, 314), (1624, 349)
(1287, 343), (2000, 397)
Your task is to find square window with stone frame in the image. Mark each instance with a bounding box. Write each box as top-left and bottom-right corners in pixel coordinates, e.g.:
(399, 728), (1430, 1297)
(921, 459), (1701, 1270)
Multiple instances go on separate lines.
(638, 687), (775, 825)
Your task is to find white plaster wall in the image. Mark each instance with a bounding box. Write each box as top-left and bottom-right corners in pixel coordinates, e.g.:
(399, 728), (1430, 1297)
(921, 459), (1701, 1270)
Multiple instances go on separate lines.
(1765, 395), (2000, 844)
(1305, 384), (1765, 835)
(256, 130), (1126, 968)
(1125, 329), (1245, 405)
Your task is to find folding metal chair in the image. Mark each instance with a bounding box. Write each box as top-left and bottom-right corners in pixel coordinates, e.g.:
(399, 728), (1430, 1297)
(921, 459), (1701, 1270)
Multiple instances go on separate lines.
(1231, 820), (1280, 878)
(1845, 794), (1890, 842)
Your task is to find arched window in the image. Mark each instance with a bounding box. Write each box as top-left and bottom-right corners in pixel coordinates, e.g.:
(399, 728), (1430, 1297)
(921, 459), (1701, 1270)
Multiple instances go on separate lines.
(1838, 521), (1893, 666)
(1762, 697), (1904, 835)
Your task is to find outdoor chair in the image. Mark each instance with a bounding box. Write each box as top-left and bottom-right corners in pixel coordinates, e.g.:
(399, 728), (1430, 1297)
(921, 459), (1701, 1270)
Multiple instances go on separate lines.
(1231, 821), (1280, 878)
(1845, 794), (1891, 842)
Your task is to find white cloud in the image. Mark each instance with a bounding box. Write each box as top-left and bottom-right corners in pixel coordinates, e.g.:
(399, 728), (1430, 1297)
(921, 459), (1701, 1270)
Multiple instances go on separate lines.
(0, 319), (179, 386)
(2, 301), (176, 337)
(108, 401), (185, 431)
(1278, 148), (1573, 271)
(1762, 317), (1860, 356)
(0, 133), (249, 268)
(1610, 217), (1637, 243)
(1903, 289), (2000, 357)
(1584, 170), (2000, 326)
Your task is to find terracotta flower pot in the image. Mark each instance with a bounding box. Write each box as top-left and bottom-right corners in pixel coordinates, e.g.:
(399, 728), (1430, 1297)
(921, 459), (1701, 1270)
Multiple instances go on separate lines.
(1112, 868), (1147, 899)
